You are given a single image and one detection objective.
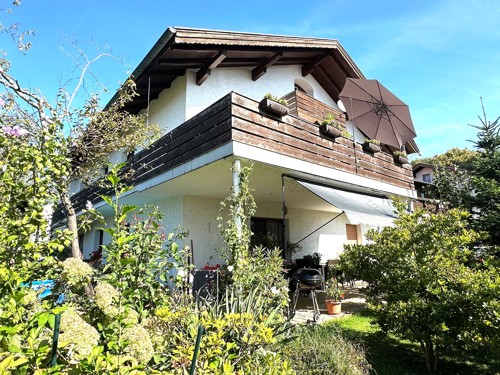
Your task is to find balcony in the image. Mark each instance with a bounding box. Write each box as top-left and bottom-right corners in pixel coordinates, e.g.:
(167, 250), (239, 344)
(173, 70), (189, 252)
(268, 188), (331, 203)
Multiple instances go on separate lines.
(52, 91), (414, 225)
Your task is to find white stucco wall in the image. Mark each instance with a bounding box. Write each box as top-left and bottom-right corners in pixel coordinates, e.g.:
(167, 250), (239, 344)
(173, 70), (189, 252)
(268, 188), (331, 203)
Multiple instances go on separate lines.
(183, 196), (226, 268)
(414, 167), (434, 182)
(146, 75), (188, 135)
(150, 196), (184, 235)
(185, 65), (340, 119)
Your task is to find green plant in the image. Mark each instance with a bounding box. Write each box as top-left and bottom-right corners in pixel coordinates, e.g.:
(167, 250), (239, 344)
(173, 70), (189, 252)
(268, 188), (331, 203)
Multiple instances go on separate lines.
(393, 150), (407, 157)
(143, 288), (294, 374)
(340, 205), (500, 373)
(324, 279), (344, 302)
(342, 130), (353, 139)
(302, 252), (322, 266)
(434, 108), (500, 249)
(264, 93), (289, 106)
(321, 112), (342, 129)
(284, 324), (371, 375)
(364, 139), (380, 145)
(218, 164), (289, 311)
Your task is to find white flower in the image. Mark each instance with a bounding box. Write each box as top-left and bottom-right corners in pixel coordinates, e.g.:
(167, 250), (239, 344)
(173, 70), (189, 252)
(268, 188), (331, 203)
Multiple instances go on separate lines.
(271, 286), (279, 295)
(177, 268), (186, 278)
(85, 200), (93, 210)
(227, 265), (234, 272)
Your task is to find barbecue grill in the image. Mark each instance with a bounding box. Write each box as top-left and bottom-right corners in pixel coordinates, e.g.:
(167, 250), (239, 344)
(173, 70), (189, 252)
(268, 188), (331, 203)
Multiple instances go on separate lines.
(290, 268), (324, 322)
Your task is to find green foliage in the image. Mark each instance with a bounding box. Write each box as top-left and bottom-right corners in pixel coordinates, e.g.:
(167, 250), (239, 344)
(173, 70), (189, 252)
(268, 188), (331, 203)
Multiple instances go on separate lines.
(324, 279), (343, 302)
(284, 324), (371, 375)
(321, 112), (342, 129)
(58, 164), (189, 371)
(96, 164), (190, 316)
(364, 138), (380, 145)
(340, 207), (500, 372)
(0, 268), (66, 374)
(144, 288), (294, 374)
(412, 147), (477, 168)
(218, 164), (289, 310)
(264, 93), (289, 106)
(431, 112), (499, 249)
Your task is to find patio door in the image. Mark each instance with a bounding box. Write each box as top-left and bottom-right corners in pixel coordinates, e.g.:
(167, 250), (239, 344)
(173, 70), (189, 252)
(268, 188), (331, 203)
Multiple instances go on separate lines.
(250, 217), (284, 250)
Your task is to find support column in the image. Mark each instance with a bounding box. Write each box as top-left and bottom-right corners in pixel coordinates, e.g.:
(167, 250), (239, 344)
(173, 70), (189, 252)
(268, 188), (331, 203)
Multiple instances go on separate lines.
(232, 159), (242, 239)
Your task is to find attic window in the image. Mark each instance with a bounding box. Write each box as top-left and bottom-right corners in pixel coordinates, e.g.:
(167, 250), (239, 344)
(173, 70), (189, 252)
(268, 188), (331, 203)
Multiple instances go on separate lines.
(294, 78), (314, 97)
(295, 83), (306, 93)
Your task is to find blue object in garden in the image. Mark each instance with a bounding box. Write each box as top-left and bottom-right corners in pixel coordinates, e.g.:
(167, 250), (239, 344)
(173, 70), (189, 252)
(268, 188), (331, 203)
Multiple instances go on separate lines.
(20, 280), (65, 304)
(21, 280), (65, 367)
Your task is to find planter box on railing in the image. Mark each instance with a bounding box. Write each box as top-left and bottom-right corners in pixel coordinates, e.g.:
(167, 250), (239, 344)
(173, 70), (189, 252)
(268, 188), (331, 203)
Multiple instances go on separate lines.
(259, 98), (289, 116)
(319, 123), (342, 138)
(363, 141), (381, 153)
(393, 154), (409, 164)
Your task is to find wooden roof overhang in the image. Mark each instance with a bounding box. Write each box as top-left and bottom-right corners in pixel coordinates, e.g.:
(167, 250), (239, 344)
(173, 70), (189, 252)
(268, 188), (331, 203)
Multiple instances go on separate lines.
(115, 27), (365, 114)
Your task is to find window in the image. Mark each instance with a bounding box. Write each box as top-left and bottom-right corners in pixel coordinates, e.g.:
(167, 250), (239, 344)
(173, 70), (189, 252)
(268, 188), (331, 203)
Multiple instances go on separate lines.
(250, 217), (284, 250)
(422, 173), (432, 183)
(345, 224), (360, 244)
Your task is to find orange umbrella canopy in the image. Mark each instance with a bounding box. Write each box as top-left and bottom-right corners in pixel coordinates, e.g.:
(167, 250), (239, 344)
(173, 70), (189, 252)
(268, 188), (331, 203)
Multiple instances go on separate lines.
(339, 78), (417, 149)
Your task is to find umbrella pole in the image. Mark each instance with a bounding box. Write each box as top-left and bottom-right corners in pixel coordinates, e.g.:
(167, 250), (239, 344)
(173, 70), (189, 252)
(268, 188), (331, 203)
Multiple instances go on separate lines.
(348, 98), (359, 174)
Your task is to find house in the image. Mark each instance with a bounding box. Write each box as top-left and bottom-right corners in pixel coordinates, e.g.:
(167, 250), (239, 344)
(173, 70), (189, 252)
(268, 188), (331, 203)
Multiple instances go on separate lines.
(413, 162), (438, 209)
(53, 27), (419, 267)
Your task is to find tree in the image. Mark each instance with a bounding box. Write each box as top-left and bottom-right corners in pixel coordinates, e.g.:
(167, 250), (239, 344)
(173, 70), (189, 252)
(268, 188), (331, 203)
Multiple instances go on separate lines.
(1, 65), (160, 261)
(340, 205), (500, 373)
(434, 104), (500, 250)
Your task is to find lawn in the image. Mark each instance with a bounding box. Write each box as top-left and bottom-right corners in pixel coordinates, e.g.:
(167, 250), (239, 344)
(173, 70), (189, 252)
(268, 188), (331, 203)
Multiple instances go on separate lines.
(327, 310), (500, 375)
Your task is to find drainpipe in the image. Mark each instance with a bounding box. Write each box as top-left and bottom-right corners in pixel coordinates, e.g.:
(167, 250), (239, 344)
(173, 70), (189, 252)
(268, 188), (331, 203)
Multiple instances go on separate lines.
(232, 159), (242, 239)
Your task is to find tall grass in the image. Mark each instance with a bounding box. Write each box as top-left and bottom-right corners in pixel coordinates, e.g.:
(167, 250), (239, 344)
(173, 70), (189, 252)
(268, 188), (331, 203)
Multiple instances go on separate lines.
(284, 324), (371, 375)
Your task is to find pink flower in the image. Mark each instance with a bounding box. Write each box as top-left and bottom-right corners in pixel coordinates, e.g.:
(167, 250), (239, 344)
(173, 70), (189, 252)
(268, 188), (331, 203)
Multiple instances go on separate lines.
(0, 98), (5, 107)
(1, 125), (28, 137)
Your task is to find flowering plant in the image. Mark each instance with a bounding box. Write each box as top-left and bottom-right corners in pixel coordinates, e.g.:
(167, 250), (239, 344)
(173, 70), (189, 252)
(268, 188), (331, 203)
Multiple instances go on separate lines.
(324, 279), (344, 302)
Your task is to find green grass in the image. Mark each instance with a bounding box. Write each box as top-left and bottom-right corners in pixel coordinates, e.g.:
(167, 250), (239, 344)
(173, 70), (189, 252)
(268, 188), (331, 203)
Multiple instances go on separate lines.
(327, 310), (500, 375)
(285, 323), (372, 375)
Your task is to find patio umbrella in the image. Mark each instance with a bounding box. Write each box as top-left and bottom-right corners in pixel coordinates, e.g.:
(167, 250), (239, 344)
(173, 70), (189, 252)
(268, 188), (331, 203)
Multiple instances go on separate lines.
(339, 78), (416, 149)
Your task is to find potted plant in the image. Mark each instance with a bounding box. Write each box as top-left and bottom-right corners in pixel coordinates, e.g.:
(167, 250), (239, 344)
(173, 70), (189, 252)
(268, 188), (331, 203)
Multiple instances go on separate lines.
(319, 113), (343, 138)
(324, 279), (344, 315)
(363, 139), (381, 153)
(259, 93), (289, 116)
(393, 150), (408, 164)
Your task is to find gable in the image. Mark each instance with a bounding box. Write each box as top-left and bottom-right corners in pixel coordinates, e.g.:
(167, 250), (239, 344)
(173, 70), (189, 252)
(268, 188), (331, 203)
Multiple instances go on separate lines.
(114, 27), (364, 114)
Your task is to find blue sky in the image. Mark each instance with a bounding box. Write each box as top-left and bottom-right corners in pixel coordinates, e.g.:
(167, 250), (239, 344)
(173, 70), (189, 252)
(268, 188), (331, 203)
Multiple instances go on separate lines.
(2, 0), (499, 158)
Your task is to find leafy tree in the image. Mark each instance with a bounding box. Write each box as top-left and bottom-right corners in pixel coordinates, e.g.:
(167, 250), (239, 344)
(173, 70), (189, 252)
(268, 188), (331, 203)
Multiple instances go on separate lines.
(434, 106), (500, 250)
(340, 205), (500, 373)
(0, 64), (160, 260)
(412, 147), (477, 168)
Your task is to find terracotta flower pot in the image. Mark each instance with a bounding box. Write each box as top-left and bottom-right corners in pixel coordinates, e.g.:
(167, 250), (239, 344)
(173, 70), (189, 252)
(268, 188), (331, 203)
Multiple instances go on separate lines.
(325, 300), (342, 315)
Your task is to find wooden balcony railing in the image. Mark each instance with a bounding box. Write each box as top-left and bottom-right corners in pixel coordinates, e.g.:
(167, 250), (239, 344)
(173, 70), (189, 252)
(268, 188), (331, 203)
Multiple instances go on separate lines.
(53, 91), (414, 225)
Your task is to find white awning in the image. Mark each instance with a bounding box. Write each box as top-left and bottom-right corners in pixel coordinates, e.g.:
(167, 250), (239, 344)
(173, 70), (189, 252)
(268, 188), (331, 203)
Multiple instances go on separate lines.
(297, 180), (397, 226)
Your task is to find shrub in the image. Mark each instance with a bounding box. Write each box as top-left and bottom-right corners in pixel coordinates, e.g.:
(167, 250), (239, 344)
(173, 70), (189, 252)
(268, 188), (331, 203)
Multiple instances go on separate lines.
(144, 288), (294, 374)
(340, 205), (500, 373)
